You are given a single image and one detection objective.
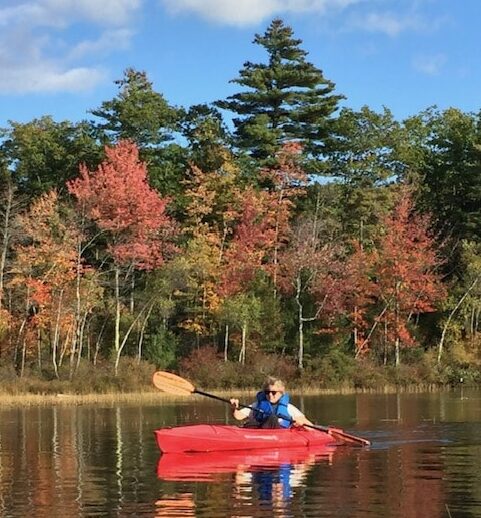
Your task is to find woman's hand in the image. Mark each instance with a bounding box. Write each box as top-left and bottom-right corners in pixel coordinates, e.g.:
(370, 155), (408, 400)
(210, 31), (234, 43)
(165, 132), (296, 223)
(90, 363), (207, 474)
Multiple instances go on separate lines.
(230, 398), (239, 410)
(293, 415), (312, 427)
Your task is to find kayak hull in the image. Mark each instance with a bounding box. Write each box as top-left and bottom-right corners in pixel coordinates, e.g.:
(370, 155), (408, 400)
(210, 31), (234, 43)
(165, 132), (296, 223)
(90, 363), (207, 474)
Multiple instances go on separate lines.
(154, 424), (336, 453)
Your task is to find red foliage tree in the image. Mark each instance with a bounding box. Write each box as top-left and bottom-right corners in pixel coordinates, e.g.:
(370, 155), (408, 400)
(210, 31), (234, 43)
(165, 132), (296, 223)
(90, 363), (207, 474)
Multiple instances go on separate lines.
(339, 242), (378, 357)
(261, 142), (309, 293)
(219, 187), (276, 298)
(68, 140), (175, 373)
(374, 189), (446, 365)
(68, 140), (173, 269)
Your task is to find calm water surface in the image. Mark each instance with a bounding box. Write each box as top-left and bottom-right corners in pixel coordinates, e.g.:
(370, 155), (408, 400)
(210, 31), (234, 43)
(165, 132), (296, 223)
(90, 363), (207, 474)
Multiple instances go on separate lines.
(1, 389), (481, 517)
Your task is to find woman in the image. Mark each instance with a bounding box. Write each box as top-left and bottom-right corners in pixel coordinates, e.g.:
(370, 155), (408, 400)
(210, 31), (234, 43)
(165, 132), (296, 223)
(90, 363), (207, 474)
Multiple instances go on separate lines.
(230, 376), (313, 428)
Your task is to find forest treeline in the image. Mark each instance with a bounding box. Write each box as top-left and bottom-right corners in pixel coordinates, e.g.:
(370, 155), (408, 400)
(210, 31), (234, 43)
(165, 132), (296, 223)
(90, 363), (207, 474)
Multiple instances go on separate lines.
(1, 19), (481, 392)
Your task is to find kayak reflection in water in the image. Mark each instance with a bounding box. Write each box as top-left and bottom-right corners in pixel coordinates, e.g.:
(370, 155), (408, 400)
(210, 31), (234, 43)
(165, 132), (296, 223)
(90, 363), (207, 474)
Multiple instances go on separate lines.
(233, 452), (329, 513)
(230, 376), (313, 429)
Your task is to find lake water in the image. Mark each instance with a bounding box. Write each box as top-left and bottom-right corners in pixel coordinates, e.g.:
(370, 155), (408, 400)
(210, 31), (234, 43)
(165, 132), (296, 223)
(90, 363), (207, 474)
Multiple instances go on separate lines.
(1, 389), (481, 517)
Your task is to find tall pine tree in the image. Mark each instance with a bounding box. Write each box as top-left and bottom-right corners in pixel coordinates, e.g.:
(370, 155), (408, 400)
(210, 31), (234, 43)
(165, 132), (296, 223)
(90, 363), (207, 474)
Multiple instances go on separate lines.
(217, 19), (343, 167)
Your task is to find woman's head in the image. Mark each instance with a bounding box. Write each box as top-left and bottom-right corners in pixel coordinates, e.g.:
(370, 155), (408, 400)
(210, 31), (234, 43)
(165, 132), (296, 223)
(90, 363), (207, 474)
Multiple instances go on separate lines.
(263, 376), (285, 403)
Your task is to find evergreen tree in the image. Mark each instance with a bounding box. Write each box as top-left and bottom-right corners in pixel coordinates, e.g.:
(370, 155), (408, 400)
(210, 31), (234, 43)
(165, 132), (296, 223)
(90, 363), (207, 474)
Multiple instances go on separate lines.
(217, 18), (343, 167)
(181, 104), (230, 172)
(90, 68), (180, 147)
(90, 68), (187, 199)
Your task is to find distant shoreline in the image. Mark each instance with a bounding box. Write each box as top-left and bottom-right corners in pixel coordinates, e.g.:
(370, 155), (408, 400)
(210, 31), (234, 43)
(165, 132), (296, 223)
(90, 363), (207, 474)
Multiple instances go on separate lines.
(0, 383), (465, 407)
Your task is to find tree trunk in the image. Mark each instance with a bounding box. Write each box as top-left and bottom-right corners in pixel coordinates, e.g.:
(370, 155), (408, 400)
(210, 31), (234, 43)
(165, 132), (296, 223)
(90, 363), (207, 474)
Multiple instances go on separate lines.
(437, 276), (480, 364)
(298, 301), (304, 371)
(238, 324), (246, 364)
(224, 324), (229, 362)
(52, 290), (64, 379)
(114, 300), (152, 375)
(295, 275), (304, 370)
(114, 265), (121, 359)
(0, 183), (13, 311)
(70, 240), (83, 379)
(137, 303), (154, 363)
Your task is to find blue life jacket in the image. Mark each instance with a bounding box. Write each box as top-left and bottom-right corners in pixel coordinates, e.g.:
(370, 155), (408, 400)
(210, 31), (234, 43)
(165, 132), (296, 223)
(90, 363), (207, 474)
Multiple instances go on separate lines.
(255, 391), (292, 428)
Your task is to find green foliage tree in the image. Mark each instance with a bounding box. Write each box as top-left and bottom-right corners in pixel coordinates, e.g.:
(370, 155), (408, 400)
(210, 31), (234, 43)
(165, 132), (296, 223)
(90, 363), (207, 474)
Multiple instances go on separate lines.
(1, 117), (100, 197)
(90, 68), (186, 198)
(217, 18), (343, 166)
(181, 104), (230, 172)
(329, 106), (402, 241)
(90, 68), (180, 146)
(404, 108), (481, 243)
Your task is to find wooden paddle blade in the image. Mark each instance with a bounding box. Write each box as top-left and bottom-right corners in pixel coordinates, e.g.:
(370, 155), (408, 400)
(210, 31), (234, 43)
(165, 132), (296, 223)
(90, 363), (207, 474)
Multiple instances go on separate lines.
(152, 371), (195, 396)
(327, 427), (370, 447)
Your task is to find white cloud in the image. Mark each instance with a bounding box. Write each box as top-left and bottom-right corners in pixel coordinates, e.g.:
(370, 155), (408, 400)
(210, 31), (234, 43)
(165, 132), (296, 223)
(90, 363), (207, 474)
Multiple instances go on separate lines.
(0, 0), (142, 28)
(67, 29), (134, 61)
(350, 11), (424, 36)
(413, 54), (446, 75)
(0, 0), (141, 94)
(161, 0), (363, 26)
(0, 65), (106, 94)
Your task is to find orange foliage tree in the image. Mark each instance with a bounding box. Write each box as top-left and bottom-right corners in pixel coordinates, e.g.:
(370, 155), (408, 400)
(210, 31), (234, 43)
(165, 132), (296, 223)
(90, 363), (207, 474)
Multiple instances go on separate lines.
(339, 242), (378, 358)
(218, 187), (276, 363)
(178, 158), (240, 341)
(9, 191), (86, 377)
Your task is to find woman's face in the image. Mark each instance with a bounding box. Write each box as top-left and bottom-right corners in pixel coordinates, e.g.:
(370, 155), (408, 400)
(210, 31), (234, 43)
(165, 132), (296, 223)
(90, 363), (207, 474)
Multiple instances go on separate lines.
(264, 382), (284, 404)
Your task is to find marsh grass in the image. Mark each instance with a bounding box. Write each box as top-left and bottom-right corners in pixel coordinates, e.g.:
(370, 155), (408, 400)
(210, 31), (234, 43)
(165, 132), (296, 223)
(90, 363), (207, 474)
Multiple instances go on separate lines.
(0, 348), (475, 407)
(0, 383), (457, 407)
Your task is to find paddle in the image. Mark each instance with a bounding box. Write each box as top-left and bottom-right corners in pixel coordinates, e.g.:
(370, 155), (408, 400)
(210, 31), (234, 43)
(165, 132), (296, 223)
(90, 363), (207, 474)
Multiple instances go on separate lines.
(152, 371), (370, 446)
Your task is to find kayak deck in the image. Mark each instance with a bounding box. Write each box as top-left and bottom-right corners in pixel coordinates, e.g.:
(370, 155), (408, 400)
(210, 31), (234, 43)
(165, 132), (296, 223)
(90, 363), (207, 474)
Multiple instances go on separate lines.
(154, 424), (336, 453)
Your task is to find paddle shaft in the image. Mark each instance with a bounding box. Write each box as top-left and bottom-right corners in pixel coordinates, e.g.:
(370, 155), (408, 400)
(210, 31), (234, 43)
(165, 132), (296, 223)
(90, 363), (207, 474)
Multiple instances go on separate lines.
(194, 388), (366, 442)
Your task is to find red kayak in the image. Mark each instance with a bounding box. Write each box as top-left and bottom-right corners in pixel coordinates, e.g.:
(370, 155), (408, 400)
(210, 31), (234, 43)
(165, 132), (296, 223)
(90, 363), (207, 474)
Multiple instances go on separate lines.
(154, 424), (336, 453)
(157, 445), (337, 481)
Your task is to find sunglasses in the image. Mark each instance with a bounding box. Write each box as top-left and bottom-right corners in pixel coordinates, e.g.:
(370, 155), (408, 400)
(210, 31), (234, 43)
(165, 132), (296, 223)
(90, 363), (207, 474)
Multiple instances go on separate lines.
(264, 390), (282, 396)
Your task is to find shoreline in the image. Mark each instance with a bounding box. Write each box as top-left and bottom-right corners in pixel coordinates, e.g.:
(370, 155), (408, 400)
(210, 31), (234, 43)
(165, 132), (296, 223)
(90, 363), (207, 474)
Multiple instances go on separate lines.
(0, 383), (466, 407)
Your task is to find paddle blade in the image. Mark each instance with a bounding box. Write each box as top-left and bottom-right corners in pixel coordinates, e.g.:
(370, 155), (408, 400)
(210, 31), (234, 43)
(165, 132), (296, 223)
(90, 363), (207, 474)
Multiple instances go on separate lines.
(153, 371), (195, 396)
(327, 427), (370, 447)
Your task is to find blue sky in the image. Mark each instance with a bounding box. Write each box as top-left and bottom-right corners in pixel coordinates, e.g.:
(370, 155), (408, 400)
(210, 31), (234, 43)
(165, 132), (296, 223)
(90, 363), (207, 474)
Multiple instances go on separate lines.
(0, 0), (480, 128)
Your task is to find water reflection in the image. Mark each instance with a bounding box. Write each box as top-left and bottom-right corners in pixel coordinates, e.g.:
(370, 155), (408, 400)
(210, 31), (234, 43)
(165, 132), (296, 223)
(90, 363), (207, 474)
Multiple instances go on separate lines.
(156, 446), (338, 517)
(0, 391), (481, 516)
(156, 445), (336, 481)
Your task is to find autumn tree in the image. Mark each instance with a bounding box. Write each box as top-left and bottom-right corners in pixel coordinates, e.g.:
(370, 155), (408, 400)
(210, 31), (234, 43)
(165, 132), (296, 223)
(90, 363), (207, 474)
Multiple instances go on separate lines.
(9, 191), (85, 377)
(218, 187), (276, 363)
(339, 242), (378, 358)
(178, 152), (242, 344)
(278, 217), (342, 368)
(374, 189), (446, 366)
(68, 140), (175, 374)
(261, 142), (309, 295)
(0, 168), (22, 311)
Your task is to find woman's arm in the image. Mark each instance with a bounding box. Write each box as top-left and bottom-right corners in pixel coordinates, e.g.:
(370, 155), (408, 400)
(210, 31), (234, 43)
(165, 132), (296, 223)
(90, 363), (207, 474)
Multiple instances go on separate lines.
(230, 398), (251, 421)
(288, 404), (314, 426)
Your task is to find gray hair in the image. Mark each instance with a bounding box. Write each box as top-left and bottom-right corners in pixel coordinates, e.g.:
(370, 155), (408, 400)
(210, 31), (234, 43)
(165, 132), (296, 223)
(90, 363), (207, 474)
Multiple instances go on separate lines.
(263, 376), (285, 391)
